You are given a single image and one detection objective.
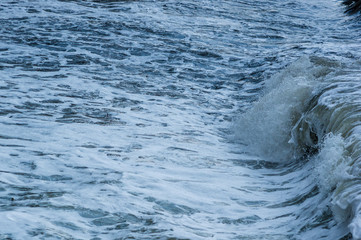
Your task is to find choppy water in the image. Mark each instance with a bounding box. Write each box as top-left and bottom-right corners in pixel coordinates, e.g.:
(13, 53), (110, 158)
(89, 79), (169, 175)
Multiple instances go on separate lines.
(1, 0), (361, 239)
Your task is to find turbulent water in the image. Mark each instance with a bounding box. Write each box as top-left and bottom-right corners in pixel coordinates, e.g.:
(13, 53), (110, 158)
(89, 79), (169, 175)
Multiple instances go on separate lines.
(1, 0), (361, 239)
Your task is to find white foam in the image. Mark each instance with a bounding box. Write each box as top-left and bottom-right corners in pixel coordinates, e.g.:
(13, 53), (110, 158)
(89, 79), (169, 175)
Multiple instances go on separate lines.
(314, 134), (351, 194)
(297, 62), (361, 238)
(233, 56), (331, 161)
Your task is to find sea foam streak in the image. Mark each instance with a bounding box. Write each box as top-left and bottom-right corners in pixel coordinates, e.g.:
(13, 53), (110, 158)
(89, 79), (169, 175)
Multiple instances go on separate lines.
(235, 56), (361, 238)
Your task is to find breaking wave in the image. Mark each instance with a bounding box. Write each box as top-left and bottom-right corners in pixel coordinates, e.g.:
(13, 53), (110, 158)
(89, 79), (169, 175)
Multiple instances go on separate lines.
(235, 56), (361, 239)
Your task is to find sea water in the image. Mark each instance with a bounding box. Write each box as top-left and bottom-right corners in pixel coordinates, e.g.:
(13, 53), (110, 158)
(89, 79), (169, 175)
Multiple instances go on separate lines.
(0, 0), (361, 239)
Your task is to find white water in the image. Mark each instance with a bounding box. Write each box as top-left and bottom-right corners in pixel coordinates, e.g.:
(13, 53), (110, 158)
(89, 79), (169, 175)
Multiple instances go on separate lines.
(234, 56), (333, 161)
(1, 0), (361, 239)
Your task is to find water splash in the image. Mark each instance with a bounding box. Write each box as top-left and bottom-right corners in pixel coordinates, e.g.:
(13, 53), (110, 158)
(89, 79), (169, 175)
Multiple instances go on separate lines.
(234, 56), (339, 161)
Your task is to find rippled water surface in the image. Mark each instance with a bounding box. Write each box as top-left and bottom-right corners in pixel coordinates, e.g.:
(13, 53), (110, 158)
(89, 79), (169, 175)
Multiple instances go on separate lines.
(1, 0), (361, 239)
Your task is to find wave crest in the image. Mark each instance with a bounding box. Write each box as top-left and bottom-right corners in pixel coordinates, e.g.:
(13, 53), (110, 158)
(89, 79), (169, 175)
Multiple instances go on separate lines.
(234, 56), (338, 161)
(235, 56), (361, 238)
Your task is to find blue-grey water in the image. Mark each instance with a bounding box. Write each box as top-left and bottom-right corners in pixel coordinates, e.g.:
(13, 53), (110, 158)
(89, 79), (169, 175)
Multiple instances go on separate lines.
(1, 0), (361, 239)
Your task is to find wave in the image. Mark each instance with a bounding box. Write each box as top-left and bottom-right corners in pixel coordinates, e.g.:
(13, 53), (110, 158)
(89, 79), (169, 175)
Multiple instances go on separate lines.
(234, 56), (339, 161)
(294, 59), (361, 239)
(234, 56), (361, 239)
